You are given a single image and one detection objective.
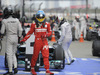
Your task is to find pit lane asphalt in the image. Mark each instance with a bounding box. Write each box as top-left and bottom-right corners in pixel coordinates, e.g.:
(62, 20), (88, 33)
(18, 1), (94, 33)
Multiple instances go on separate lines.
(0, 36), (100, 59)
(0, 37), (100, 75)
(49, 40), (100, 59)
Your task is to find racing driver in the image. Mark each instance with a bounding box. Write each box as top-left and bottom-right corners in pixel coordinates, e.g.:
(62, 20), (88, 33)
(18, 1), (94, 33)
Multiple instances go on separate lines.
(20, 10), (54, 75)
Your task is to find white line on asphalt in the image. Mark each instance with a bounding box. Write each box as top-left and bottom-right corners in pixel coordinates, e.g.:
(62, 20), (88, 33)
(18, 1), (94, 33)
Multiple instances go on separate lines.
(39, 71), (59, 74)
(81, 58), (88, 61)
(91, 58), (100, 61)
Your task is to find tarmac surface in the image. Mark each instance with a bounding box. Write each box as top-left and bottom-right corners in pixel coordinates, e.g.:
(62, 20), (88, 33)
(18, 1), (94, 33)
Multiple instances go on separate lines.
(0, 36), (99, 59)
(0, 37), (100, 75)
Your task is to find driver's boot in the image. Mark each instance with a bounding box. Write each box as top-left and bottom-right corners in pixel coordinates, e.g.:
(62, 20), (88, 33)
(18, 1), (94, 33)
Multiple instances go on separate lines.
(46, 69), (54, 75)
(31, 68), (37, 75)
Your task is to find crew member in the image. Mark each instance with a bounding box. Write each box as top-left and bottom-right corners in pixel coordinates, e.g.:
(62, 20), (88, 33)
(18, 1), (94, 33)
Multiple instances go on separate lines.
(58, 18), (75, 65)
(1, 7), (22, 75)
(80, 16), (87, 39)
(73, 15), (80, 40)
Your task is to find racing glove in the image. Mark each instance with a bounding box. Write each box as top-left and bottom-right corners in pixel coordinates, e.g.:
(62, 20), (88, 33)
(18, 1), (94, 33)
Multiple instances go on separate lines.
(20, 39), (26, 45)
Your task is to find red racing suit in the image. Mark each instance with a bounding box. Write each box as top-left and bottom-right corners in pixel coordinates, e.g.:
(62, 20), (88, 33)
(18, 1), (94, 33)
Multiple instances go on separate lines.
(21, 22), (52, 69)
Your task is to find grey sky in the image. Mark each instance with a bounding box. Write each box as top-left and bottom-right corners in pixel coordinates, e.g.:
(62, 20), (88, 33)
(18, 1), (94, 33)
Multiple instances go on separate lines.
(1, 0), (100, 9)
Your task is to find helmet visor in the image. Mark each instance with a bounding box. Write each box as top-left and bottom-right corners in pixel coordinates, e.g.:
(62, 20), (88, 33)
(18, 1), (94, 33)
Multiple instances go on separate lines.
(36, 17), (45, 22)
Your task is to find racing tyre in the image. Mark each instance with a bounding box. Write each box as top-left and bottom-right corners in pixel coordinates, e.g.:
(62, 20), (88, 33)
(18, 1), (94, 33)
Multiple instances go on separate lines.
(54, 43), (65, 69)
(86, 31), (92, 41)
(92, 40), (100, 56)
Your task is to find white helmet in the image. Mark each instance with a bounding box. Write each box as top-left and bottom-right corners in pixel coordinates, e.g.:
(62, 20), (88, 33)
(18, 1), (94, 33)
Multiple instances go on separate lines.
(75, 14), (80, 18)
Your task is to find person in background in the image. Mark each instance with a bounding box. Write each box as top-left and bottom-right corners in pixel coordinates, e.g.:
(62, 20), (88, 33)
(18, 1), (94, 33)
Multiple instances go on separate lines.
(73, 15), (80, 40)
(20, 10), (54, 75)
(49, 17), (55, 31)
(0, 9), (3, 34)
(58, 18), (75, 65)
(1, 7), (22, 75)
(80, 15), (87, 40)
(3, 7), (9, 19)
(14, 10), (20, 19)
(55, 16), (59, 24)
(31, 14), (36, 23)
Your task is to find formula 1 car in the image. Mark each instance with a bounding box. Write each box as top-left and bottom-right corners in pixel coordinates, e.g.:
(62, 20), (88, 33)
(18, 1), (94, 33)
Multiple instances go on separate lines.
(86, 22), (99, 41)
(5, 41), (65, 71)
(92, 27), (100, 56)
(23, 43), (65, 71)
(4, 28), (65, 71)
